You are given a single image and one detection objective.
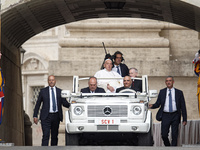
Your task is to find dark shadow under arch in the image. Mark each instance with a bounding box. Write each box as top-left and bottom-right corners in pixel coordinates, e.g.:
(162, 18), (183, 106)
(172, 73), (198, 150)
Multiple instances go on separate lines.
(1, 0), (200, 49)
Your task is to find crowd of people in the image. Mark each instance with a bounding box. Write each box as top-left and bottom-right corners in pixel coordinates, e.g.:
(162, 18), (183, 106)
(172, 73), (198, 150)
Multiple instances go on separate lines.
(82, 51), (142, 93)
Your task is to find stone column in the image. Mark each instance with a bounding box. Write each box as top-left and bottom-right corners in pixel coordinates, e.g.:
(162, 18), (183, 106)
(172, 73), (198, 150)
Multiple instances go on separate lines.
(0, 45), (25, 145)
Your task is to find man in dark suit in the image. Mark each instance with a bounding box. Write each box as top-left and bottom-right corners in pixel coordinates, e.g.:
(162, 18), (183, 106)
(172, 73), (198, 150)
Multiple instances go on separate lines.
(149, 76), (187, 146)
(112, 51), (129, 77)
(129, 68), (142, 92)
(116, 76), (134, 93)
(33, 75), (70, 146)
(81, 77), (105, 93)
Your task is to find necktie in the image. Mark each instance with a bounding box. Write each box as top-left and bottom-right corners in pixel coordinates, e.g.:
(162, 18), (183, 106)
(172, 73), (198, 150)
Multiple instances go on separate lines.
(132, 80), (134, 87)
(169, 89), (173, 112)
(51, 88), (56, 112)
(116, 66), (120, 75)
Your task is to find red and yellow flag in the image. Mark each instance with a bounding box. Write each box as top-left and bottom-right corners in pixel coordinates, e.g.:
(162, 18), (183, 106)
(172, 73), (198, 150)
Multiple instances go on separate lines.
(195, 62), (200, 116)
(0, 68), (5, 125)
(0, 91), (4, 125)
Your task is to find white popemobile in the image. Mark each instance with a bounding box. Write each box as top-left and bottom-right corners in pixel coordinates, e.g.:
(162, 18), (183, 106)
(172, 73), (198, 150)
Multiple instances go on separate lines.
(61, 75), (157, 146)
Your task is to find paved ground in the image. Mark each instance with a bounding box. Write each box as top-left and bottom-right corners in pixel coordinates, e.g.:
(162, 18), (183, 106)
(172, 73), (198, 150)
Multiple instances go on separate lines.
(0, 146), (200, 150)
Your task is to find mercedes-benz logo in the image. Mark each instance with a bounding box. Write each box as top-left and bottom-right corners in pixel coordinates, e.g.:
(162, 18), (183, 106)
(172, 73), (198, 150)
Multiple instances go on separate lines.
(103, 106), (112, 116)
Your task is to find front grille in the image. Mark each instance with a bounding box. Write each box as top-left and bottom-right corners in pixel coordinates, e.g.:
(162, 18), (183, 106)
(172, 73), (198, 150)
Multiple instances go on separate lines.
(88, 120), (95, 123)
(97, 125), (107, 130)
(97, 125), (118, 130)
(88, 105), (127, 117)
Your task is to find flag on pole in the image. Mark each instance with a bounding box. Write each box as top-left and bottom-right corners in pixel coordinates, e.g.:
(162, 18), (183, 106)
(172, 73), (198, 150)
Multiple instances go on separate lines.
(0, 68), (5, 125)
(0, 91), (4, 125)
(193, 50), (200, 116)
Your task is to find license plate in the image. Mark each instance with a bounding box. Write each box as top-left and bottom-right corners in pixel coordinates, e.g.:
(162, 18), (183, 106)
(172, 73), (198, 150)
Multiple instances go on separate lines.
(95, 118), (120, 125)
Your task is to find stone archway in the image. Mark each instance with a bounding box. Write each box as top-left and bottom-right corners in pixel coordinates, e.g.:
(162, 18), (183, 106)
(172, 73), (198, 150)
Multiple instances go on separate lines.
(1, 0), (200, 145)
(1, 0), (200, 49)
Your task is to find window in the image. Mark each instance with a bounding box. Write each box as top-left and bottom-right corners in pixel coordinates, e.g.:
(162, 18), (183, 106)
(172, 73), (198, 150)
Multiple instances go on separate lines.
(32, 86), (44, 117)
(32, 86), (43, 105)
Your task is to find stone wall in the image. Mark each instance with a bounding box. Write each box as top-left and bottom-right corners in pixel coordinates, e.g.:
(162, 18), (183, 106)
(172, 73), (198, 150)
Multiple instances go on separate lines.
(0, 45), (25, 145)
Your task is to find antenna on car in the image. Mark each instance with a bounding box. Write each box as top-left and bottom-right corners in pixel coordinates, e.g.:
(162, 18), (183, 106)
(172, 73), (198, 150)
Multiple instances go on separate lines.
(100, 42), (112, 69)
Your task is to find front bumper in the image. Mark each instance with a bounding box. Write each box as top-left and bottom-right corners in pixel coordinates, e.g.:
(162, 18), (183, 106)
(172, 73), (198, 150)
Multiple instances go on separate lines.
(65, 111), (152, 134)
(66, 122), (150, 133)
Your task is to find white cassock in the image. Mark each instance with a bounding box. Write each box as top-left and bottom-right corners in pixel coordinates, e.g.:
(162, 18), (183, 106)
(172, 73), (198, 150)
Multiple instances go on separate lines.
(94, 69), (123, 93)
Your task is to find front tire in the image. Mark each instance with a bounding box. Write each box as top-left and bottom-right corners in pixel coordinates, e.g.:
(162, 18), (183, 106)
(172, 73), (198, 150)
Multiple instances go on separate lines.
(138, 116), (154, 146)
(65, 130), (79, 145)
(138, 128), (153, 146)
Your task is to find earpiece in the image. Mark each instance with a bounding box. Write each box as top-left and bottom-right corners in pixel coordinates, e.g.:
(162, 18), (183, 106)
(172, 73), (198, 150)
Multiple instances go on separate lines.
(113, 51), (124, 62)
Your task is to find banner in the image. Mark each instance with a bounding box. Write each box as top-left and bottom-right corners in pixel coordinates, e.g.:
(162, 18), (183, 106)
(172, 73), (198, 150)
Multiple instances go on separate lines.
(0, 91), (4, 125)
(193, 51), (200, 116)
(0, 68), (5, 125)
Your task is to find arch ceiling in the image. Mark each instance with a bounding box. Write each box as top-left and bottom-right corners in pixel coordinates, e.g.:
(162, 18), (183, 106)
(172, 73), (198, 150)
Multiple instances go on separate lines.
(1, 0), (200, 48)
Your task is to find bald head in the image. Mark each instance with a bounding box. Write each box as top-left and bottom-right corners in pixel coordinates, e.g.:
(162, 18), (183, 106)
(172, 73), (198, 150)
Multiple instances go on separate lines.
(48, 75), (56, 87)
(88, 77), (97, 92)
(123, 76), (132, 88)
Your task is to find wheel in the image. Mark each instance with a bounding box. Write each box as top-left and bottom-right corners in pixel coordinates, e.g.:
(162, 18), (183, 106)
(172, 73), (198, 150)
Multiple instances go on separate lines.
(65, 130), (79, 145)
(138, 119), (154, 146)
(138, 129), (153, 146)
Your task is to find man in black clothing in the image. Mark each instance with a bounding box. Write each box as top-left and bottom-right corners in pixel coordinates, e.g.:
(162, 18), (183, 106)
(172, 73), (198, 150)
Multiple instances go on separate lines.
(149, 76), (187, 146)
(112, 51), (129, 77)
(33, 75), (70, 146)
(81, 77), (105, 93)
(129, 68), (142, 92)
(116, 76), (134, 93)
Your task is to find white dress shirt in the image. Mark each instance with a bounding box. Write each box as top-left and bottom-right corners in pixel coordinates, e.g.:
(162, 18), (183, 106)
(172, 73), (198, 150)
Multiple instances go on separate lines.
(112, 65), (122, 76)
(163, 87), (177, 112)
(49, 86), (58, 113)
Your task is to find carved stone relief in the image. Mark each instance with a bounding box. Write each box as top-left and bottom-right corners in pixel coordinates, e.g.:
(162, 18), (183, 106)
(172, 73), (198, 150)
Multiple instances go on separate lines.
(23, 58), (45, 71)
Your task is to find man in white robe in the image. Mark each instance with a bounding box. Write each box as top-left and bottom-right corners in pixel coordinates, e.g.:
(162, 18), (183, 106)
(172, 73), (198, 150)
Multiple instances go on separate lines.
(94, 59), (123, 93)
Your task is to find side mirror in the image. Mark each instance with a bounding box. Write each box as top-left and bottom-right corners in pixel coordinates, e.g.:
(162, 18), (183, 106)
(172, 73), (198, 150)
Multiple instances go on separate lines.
(149, 90), (158, 98)
(61, 90), (71, 98)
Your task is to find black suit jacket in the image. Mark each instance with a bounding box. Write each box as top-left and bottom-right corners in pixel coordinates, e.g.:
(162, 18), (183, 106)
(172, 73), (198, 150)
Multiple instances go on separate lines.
(119, 63), (129, 77)
(132, 79), (142, 92)
(152, 88), (187, 122)
(81, 87), (106, 93)
(33, 86), (70, 122)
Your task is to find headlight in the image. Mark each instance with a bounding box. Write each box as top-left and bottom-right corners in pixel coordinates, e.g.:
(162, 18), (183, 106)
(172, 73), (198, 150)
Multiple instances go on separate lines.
(74, 106), (84, 115)
(132, 106), (142, 115)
